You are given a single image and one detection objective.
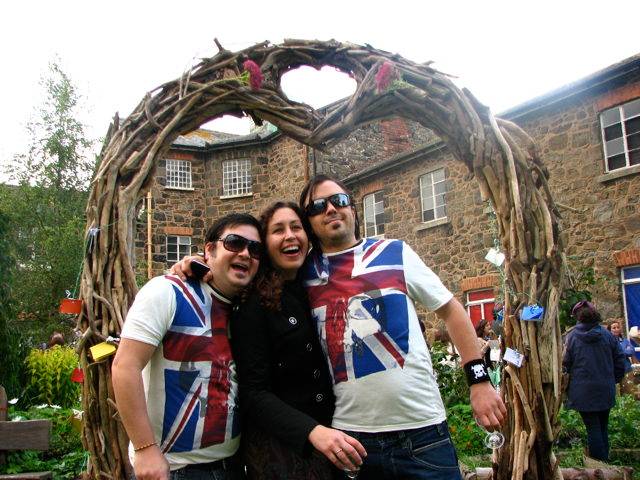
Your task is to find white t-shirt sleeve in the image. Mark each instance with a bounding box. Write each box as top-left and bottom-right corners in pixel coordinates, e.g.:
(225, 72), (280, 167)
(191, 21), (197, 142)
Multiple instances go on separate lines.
(121, 276), (176, 346)
(402, 242), (453, 312)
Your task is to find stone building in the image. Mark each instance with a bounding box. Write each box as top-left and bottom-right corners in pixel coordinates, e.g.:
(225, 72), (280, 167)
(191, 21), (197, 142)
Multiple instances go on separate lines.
(138, 53), (640, 334)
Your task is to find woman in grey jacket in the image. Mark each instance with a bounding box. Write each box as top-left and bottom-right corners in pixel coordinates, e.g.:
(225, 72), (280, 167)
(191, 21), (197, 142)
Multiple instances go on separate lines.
(562, 301), (626, 461)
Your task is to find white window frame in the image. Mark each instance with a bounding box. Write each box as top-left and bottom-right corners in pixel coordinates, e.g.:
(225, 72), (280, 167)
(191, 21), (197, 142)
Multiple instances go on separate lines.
(165, 159), (193, 190)
(621, 265), (640, 331)
(419, 168), (447, 223)
(600, 98), (640, 173)
(465, 288), (495, 322)
(363, 190), (385, 238)
(166, 235), (191, 263)
(222, 158), (252, 197)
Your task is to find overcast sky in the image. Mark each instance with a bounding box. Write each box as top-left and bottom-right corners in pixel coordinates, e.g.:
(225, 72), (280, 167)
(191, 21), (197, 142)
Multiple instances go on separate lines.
(2, 0), (639, 171)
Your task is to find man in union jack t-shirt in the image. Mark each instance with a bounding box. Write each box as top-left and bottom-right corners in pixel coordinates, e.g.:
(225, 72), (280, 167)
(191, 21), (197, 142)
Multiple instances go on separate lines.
(113, 213), (262, 480)
(299, 175), (507, 480)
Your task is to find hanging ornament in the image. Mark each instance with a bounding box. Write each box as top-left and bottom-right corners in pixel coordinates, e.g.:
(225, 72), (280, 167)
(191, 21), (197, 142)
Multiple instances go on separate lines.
(521, 304), (545, 321)
(70, 367), (84, 383)
(59, 290), (83, 315)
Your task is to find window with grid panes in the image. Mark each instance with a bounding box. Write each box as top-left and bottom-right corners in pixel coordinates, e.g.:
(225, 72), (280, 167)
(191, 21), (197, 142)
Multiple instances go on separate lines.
(600, 98), (640, 172)
(466, 289), (495, 328)
(165, 159), (192, 189)
(166, 235), (191, 263)
(419, 168), (446, 222)
(222, 159), (252, 196)
(363, 191), (385, 237)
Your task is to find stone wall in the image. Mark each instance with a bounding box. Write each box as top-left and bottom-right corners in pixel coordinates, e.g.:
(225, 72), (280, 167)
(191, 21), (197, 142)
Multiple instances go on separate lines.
(138, 135), (311, 276)
(348, 148), (498, 327)
(512, 75), (640, 319)
(346, 71), (640, 321)
(136, 70), (640, 324)
(314, 119), (438, 178)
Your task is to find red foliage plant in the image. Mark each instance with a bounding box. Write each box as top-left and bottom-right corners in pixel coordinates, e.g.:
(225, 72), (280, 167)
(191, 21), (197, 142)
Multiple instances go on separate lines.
(375, 61), (397, 92)
(243, 60), (263, 91)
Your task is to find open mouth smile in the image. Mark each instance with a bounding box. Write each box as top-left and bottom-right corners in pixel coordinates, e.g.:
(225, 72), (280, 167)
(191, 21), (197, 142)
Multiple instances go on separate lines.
(231, 262), (250, 273)
(281, 245), (302, 256)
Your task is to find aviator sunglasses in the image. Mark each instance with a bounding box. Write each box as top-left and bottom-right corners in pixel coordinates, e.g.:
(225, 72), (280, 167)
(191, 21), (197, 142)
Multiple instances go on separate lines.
(214, 234), (263, 259)
(305, 193), (353, 217)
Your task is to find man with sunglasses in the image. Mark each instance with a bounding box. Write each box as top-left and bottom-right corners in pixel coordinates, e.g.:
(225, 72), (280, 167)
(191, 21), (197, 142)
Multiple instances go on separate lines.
(299, 175), (506, 479)
(113, 213), (262, 480)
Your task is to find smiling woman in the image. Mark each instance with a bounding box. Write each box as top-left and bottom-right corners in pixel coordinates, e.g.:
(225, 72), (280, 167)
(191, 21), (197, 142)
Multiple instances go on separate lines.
(77, 39), (566, 479)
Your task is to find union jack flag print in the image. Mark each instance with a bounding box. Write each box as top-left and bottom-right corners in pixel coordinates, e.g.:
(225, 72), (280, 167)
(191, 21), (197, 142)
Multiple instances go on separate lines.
(304, 239), (410, 384)
(158, 276), (239, 453)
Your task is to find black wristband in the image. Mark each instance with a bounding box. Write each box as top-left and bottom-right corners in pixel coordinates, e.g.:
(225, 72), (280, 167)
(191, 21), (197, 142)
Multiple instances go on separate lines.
(463, 359), (491, 386)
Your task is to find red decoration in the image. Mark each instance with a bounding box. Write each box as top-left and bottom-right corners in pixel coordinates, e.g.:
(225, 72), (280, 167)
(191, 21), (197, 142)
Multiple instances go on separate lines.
(59, 298), (82, 314)
(70, 367), (84, 383)
(243, 60), (263, 91)
(375, 61), (397, 92)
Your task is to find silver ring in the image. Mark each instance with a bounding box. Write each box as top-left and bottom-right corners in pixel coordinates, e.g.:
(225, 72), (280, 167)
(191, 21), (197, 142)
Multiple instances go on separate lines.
(334, 448), (343, 455)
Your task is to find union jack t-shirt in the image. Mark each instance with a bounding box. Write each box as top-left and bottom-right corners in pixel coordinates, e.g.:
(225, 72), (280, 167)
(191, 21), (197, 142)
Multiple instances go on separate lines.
(303, 238), (453, 432)
(121, 275), (240, 470)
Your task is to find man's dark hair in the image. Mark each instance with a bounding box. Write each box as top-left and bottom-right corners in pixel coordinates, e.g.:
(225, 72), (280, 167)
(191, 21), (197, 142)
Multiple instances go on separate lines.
(204, 213), (261, 244)
(574, 305), (602, 325)
(298, 174), (361, 250)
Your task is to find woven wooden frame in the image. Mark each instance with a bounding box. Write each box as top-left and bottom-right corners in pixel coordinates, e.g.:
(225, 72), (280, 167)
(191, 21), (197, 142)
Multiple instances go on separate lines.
(77, 39), (565, 479)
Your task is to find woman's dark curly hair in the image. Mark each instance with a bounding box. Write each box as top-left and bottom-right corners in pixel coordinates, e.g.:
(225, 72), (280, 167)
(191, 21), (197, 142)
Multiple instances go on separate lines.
(254, 201), (308, 311)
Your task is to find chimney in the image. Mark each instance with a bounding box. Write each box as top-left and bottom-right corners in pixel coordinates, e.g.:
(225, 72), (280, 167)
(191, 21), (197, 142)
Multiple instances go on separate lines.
(381, 118), (411, 156)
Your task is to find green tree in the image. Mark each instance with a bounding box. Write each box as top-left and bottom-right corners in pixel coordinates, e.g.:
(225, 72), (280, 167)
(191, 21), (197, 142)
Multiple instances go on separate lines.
(0, 210), (28, 396)
(0, 61), (95, 330)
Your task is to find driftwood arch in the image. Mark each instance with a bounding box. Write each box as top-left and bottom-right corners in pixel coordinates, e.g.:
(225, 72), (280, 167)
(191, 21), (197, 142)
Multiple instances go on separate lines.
(78, 39), (565, 479)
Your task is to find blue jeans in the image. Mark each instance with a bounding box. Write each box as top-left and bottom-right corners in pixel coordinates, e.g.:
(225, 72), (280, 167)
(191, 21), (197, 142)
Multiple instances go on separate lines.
(343, 422), (462, 479)
(579, 410), (610, 461)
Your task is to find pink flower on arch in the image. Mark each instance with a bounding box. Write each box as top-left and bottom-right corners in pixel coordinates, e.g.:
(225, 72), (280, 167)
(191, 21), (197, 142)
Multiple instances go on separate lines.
(243, 60), (263, 91)
(375, 61), (397, 93)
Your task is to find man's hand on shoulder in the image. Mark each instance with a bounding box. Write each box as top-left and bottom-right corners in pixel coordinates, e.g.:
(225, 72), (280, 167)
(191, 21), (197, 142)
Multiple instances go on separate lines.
(133, 445), (170, 480)
(470, 382), (506, 431)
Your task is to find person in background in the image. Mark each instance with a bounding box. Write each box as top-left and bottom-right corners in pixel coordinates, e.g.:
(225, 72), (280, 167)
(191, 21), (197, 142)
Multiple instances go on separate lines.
(607, 319), (635, 373)
(113, 213), (262, 480)
(48, 331), (65, 348)
(474, 319), (494, 367)
(563, 300), (626, 461)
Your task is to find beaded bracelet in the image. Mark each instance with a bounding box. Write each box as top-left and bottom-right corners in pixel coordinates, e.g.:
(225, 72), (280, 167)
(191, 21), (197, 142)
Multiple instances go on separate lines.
(134, 441), (157, 452)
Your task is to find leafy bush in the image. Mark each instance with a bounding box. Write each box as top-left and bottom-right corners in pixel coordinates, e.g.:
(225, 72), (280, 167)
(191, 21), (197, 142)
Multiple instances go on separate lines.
(23, 346), (81, 408)
(446, 403), (486, 456)
(431, 341), (469, 407)
(0, 405), (85, 479)
(557, 394), (640, 449)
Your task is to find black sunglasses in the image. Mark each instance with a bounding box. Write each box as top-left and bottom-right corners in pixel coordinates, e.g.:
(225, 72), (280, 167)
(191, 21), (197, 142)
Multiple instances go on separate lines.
(305, 193), (353, 217)
(215, 234), (262, 259)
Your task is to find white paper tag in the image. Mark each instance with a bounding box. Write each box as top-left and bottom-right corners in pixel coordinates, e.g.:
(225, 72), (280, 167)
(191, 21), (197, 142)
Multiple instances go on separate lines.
(504, 347), (524, 367)
(485, 248), (505, 267)
(490, 346), (501, 362)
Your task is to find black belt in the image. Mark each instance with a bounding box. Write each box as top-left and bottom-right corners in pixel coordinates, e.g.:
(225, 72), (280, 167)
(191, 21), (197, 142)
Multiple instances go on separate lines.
(181, 458), (230, 472)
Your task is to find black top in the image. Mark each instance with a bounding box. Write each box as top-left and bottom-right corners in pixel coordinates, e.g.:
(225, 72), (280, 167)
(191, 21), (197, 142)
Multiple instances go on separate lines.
(563, 323), (626, 412)
(230, 280), (335, 455)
